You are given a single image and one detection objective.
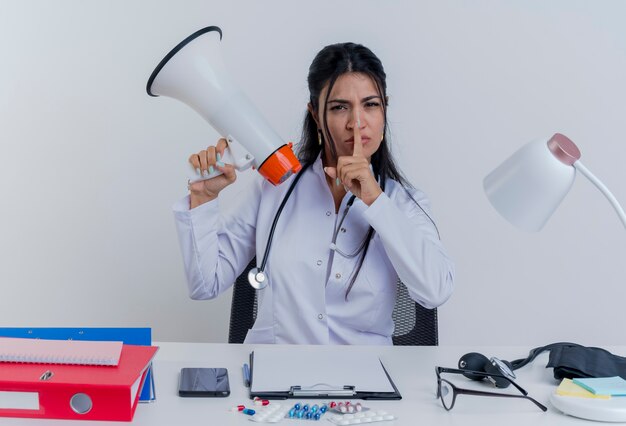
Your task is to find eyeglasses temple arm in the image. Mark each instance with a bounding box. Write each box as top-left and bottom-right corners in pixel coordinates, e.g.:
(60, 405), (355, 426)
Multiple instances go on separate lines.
(456, 388), (548, 412)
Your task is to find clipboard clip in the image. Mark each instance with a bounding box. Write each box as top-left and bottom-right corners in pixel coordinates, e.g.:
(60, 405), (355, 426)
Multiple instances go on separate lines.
(289, 384), (356, 397)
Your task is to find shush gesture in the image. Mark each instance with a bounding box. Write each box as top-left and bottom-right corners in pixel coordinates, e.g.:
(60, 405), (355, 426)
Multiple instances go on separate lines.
(324, 111), (383, 206)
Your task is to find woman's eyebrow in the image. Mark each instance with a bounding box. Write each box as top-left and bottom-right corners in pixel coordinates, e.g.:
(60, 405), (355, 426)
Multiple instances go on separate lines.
(328, 95), (382, 104)
(328, 98), (350, 104)
(362, 95), (382, 102)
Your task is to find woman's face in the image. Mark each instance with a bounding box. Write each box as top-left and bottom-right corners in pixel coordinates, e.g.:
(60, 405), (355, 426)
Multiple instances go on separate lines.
(317, 72), (385, 162)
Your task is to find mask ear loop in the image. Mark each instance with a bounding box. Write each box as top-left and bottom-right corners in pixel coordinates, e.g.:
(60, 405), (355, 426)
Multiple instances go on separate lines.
(248, 163), (311, 290)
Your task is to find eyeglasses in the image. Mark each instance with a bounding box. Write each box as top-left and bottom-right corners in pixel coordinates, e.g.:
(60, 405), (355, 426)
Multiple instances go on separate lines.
(435, 366), (547, 412)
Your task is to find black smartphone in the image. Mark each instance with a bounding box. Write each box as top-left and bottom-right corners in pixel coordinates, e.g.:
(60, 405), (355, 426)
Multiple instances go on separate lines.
(178, 368), (230, 397)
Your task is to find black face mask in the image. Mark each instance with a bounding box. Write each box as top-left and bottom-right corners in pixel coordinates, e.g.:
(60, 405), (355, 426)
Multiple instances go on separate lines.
(545, 344), (626, 381)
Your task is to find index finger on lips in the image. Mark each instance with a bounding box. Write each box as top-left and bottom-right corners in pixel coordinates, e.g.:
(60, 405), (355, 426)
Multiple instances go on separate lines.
(352, 111), (363, 157)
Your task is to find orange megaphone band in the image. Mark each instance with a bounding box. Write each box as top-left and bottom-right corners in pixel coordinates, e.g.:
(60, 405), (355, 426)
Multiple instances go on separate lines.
(257, 143), (302, 186)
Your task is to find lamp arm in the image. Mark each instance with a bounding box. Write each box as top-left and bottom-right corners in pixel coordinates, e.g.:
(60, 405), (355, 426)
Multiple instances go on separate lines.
(573, 161), (626, 229)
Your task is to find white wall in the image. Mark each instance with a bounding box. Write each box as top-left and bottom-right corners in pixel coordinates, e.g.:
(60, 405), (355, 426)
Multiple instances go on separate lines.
(1, 0), (625, 346)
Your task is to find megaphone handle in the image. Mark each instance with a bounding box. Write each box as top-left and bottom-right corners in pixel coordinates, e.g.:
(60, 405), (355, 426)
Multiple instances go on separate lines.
(187, 147), (234, 184)
(224, 135), (254, 170)
(187, 139), (253, 184)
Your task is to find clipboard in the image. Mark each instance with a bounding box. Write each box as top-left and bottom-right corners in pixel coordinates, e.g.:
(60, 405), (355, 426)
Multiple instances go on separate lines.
(248, 347), (401, 400)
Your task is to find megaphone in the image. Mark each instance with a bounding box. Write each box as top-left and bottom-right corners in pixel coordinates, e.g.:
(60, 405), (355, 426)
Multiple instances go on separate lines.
(146, 26), (301, 185)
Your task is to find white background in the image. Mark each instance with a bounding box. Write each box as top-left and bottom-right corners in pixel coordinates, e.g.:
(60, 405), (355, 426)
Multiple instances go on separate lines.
(1, 0), (625, 346)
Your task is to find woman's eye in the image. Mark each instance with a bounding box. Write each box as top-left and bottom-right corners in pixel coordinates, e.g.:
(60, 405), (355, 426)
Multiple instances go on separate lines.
(330, 104), (348, 111)
(365, 101), (381, 108)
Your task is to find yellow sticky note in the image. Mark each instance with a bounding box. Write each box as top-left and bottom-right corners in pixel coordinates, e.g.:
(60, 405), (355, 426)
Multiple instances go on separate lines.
(556, 378), (611, 399)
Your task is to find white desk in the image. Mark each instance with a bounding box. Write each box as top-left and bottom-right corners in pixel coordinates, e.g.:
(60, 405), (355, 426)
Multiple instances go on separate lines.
(5, 343), (624, 425)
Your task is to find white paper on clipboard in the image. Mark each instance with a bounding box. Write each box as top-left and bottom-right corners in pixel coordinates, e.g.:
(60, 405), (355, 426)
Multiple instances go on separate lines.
(250, 346), (395, 395)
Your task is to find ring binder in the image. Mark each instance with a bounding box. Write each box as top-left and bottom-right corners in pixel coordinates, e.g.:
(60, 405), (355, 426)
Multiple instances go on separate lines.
(0, 328), (156, 403)
(0, 344), (158, 421)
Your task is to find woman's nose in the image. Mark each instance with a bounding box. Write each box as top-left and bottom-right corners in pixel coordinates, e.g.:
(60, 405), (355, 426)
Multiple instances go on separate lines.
(349, 109), (363, 129)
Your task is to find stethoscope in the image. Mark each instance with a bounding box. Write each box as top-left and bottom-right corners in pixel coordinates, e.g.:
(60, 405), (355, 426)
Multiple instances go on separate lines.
(247, 163), (309, 290)
(246, 163), (440, 290)
(247, 163), (358, 290)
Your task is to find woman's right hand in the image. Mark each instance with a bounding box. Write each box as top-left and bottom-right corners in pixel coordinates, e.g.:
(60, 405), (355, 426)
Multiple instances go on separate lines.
(188, 138), (237, 208)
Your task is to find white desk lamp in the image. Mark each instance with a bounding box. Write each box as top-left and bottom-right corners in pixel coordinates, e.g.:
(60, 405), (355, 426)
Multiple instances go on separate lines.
(484, 133), (626, 422)
(483, 133), (626, 232)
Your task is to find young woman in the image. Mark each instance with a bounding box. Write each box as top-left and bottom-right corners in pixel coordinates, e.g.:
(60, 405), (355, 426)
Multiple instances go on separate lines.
(173, 42), (454, 345)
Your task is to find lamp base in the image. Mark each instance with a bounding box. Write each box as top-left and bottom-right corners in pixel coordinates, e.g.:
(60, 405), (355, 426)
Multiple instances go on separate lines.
(550, 392), (626, 422)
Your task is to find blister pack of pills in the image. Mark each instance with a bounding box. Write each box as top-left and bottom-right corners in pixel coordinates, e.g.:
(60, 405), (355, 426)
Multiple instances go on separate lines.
(285, 402), (329, 421)
(327, 410), (397, 425)
(248, 403), (291, 423)
(328, 401), (367, 414)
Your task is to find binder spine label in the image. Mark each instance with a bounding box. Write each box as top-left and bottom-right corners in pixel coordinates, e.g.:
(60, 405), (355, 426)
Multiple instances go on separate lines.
(0, 391), (39, 410)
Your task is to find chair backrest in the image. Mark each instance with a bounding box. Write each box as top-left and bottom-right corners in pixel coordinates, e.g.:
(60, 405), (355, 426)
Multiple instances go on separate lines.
(228, 259), (438, 345)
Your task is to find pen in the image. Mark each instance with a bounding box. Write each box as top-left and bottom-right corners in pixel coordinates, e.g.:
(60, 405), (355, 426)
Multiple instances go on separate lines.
(243, 363), (251, 387)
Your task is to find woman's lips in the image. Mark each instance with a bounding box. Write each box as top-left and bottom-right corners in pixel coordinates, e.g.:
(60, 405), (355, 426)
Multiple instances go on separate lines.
(345, 137), (370, 144)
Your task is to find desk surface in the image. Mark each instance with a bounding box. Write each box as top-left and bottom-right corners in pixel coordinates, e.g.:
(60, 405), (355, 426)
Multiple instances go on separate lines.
(5, 342), (624, 425)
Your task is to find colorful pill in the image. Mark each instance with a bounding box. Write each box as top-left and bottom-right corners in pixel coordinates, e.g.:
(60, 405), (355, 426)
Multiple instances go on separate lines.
(242, 408), (255, 415)
(297, 409), (306, 418)
(294, 403), (302, 410)
(329, 401), (337, 409)
(347, 405), (355, 413)
(311, 404), (319, 413)
(288, 407), (296, 418)
(314, 412), (322, 420)
(303, 404), (310, 412)
(230, 405), (245, 412)
(306, 411), (313, 419)
(355, 403), (363, 412)
(254, 399), (270, 406)
(320, 404), (328, 413)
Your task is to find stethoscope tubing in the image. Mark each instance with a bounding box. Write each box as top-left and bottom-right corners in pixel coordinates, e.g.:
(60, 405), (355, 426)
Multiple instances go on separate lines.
(258, 163), (311, 272)
(247, 164), (308, 289)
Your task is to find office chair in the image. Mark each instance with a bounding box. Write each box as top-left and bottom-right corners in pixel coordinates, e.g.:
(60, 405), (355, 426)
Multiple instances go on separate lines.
(228, 259), (438, 346)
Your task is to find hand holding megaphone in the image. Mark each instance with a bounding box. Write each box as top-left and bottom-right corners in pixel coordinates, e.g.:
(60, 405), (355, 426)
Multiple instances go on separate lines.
(187, 136), (252, 186)
(147, 26), (301, 187)
(186, 138), (236, 200)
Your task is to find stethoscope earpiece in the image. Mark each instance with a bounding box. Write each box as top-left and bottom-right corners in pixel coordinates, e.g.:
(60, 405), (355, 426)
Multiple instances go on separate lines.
(248, 267), (268, 290)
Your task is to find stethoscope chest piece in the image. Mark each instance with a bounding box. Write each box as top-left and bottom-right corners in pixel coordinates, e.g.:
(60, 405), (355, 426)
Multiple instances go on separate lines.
(247, 267), (268, 290)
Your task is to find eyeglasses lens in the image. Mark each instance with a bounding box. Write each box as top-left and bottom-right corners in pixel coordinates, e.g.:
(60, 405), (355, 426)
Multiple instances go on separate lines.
(439, 380), (454, 410)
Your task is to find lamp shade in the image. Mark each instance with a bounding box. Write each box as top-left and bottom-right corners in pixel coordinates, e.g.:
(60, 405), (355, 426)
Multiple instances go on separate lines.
(483, 134), (581, 232)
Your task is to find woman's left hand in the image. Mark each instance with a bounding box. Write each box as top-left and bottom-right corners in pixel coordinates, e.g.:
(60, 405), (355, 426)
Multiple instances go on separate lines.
(324, 125), (382, 206)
